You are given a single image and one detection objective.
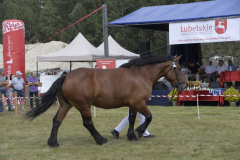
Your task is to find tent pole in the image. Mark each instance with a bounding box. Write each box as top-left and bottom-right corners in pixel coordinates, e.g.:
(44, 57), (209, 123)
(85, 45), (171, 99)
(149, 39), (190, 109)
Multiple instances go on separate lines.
(70, 61), (72, 71)
(91, 61), (93, 68)
(36, 62), (38, 76)
(102, 4), (109, 59)
(167, 31), (171, 56)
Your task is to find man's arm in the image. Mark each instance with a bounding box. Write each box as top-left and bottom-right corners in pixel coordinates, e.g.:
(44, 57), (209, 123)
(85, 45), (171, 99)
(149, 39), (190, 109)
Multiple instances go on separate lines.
(22, 78), (25, 85)
(33, 81), (39, 85)
(0, 79), (9, 85)
(28, 81), (33, 86)
(186, 69), (190, 74)
(193, 68), (201, 75)
(28, 77), (33, 86)
(197, 68), (201, 74)
(3, 80), (9, 85)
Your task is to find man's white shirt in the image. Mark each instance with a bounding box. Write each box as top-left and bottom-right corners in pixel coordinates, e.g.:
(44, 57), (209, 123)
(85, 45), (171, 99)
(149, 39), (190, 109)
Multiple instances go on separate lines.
(205, 65), (216, 74)
(216, 64), (228, 74)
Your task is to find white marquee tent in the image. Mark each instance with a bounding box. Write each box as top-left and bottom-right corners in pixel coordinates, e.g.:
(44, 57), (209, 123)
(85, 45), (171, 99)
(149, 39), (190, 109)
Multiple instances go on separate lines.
(37, 32), (108, 62)
(37, 33), (139, 62)
(97, 35), (139, 59)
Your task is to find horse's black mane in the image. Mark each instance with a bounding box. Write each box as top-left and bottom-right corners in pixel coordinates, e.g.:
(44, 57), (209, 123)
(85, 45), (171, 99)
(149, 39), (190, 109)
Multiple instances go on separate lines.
(120, 54), (174, 68)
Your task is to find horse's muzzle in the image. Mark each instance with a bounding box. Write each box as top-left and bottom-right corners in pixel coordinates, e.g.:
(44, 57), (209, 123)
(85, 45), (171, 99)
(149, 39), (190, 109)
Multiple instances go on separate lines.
(177, 83), (186, 92)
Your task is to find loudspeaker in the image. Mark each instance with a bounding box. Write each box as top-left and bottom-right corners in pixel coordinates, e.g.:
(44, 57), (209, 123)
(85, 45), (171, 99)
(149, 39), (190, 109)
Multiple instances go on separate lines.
(210, 82), (220, 88)
(152, 82), (168, 90)
(140, 42), (150, 57)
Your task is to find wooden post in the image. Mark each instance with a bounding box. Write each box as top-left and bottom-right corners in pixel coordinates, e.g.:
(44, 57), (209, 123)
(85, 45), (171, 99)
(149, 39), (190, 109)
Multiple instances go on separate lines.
(14, 91), (17, 117)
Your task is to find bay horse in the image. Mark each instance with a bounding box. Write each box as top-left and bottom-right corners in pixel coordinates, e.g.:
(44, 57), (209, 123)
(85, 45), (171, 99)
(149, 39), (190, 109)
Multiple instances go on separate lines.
(25, 54), (186, 147)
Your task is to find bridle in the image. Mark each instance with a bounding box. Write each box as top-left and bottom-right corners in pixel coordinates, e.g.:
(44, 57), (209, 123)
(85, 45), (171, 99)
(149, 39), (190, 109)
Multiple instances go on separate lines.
(164, 61), (185, 88)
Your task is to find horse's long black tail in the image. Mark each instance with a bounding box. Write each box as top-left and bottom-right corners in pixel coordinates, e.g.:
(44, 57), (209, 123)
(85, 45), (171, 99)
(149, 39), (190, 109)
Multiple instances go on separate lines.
(25, 76), (66, 120)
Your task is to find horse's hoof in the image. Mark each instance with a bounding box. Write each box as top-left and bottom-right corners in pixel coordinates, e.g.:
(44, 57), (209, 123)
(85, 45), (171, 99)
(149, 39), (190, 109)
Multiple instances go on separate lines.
(135, 131), (141, 140)
(48, 139), (59, 148)
(127, 133), (138, 141)
(97, 138), (108, 145)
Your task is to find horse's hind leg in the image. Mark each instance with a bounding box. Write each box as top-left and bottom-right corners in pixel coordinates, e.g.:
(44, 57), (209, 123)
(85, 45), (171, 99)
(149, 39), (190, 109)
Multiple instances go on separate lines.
(127, 108), (138, 141)
(48, 104), (71, 147)
(79, 107), (108, 145)
(134, 103), (152, 139)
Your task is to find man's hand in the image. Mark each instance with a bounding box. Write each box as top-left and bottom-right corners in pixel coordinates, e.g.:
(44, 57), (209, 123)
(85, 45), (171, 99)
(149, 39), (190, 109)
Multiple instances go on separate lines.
(5, 80), (9, 84)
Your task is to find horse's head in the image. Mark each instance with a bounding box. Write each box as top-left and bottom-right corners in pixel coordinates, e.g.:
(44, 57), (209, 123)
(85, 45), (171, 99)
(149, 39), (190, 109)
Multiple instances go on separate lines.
(164, 55), (186, 91)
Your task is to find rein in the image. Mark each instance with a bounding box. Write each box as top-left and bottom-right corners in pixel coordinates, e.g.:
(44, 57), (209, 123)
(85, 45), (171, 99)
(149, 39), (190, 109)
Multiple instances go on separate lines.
(164, 61), (185, 88)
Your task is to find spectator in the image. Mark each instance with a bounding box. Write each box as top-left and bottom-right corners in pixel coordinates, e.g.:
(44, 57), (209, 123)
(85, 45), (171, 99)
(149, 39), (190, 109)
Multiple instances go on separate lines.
(40, 70), (45, 76)
(11, 71), (25, 111)
(185, 60), (201, 81)
(28, 72), (39, 109)
(95, 65), (98, 68)
(200, 60), (216, 83)
(216, 60), (228, 76)
(0, 68), (13, 113)
(8, 74), (15, 109)
(181, 63), (187, 77)
(196, 62), (200, 68)
(228, 60), (237, 71)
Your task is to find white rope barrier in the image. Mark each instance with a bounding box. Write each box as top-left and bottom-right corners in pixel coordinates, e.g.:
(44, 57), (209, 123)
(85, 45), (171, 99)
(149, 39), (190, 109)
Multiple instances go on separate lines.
(151, 95), (240, 98)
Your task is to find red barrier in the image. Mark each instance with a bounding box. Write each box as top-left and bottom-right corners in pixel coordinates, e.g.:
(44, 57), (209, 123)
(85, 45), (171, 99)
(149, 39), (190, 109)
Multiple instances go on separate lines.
(2, 20), (25, 81)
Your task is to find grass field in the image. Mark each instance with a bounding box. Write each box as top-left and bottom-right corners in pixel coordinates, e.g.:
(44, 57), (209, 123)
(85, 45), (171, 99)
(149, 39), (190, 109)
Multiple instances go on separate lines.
(1, 105), (240, 160)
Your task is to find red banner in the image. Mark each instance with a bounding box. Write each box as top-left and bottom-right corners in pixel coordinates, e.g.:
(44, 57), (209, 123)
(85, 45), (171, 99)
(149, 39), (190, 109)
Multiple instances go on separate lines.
(96, 59), (116, 69)
(2, 20), (25, 81)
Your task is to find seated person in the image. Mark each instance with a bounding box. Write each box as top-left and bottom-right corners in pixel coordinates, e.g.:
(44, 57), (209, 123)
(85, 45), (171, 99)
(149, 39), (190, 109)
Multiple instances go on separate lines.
(185, 60), (201, 82)
(237, 64), (240, 71)
(199, 60), (216, 83)
(197, 61), (206, 74)
(181, 63), (187, 77)
(228, 60), (237, 71)
(216, 60), (228, 77)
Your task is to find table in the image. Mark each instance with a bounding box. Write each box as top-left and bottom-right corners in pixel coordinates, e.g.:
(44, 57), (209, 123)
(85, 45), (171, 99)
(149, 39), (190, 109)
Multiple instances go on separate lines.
(220, 71), (240, 87)
(177, 90), (224, 106)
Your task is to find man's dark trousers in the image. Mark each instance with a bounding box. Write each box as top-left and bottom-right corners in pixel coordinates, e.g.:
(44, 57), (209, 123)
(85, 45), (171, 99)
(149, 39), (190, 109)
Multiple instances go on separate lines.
(30, 91), (38, 109)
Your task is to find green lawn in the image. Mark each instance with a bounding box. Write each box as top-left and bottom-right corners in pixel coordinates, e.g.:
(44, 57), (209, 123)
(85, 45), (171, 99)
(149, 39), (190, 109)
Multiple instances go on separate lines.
(1, 105), (240, 160)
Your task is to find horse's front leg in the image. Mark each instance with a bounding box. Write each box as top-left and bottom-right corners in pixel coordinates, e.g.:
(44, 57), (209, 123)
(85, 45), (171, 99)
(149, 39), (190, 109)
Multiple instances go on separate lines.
(127, 108), (138, 141)
(134, 103), (152, 139)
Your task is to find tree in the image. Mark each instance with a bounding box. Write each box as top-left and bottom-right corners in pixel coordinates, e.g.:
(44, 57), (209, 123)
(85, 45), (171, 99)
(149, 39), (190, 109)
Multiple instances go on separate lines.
(37, 0), (62, 42)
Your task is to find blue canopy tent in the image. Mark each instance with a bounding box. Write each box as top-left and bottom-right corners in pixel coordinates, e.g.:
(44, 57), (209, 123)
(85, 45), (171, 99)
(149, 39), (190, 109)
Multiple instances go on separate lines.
(109, 0), (240, 30)
(109, 0), (240, 66)
(109, 0), (240, 106)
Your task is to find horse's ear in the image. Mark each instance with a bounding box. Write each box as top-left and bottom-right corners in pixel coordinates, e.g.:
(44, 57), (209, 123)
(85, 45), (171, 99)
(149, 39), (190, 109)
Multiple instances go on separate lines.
(173, 55), (182, 62)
